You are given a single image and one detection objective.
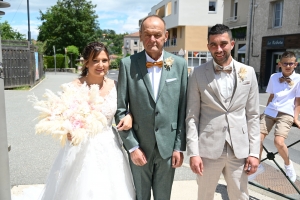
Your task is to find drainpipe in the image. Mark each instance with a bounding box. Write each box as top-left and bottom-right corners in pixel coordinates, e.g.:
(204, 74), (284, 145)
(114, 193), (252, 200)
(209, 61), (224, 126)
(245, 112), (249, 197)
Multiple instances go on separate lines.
(246, 0), (254, 65)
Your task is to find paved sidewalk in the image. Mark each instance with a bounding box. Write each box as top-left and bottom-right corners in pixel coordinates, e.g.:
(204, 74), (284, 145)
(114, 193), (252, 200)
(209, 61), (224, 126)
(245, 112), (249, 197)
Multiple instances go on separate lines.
(11, 176), (278, 200)
(8, 72), (300, 200)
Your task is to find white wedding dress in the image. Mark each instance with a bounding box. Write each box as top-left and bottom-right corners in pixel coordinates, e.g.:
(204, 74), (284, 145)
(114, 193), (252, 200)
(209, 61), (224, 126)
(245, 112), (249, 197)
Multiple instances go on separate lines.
(38, 85), (136, 200)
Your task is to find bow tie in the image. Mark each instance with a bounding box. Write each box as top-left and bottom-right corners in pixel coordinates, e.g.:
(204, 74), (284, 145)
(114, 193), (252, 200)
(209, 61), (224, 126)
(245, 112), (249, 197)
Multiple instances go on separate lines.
(279, 76), (292, 83)
(146, 61), (163, 68)
(214, 65), (232, 74)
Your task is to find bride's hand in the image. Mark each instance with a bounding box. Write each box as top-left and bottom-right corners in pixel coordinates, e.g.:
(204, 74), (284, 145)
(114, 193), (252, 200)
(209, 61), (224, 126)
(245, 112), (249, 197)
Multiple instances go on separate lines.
(117, 113), (133, 131)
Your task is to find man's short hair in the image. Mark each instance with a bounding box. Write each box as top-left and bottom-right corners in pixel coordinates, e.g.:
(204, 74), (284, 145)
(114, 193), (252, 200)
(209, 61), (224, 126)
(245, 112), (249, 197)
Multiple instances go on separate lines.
(281, 51), (296, 61)
(139, 15), (166, 33)
(208, 24), (233, 41)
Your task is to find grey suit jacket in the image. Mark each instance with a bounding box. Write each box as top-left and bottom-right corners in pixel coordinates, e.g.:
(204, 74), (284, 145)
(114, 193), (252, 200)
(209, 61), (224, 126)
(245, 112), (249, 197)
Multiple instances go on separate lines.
(186, 59), (260, 159)
(115, 50), (188, 159)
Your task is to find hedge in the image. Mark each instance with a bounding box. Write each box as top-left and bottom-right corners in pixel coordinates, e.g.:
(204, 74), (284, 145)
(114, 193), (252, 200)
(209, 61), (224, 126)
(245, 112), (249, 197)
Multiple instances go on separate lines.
(44, 54), (69, 69)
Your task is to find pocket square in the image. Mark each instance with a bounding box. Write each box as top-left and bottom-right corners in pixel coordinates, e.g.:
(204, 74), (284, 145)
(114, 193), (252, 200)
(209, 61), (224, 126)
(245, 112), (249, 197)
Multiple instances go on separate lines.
(166, 78), (177, 83)
(242, 80), (250, 85)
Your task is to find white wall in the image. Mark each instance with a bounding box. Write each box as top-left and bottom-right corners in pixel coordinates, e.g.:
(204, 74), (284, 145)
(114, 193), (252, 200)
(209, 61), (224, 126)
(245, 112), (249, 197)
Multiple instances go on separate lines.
(149, 0), (223, 28)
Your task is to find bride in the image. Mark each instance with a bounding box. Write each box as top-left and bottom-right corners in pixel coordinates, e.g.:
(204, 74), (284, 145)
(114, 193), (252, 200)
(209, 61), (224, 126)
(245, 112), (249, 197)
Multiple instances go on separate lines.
(39, 42), (136, 200)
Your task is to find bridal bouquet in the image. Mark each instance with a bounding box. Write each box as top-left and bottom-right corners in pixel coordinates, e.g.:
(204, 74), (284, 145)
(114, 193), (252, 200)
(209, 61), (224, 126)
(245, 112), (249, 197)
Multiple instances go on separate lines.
(28, 82), (107, 146)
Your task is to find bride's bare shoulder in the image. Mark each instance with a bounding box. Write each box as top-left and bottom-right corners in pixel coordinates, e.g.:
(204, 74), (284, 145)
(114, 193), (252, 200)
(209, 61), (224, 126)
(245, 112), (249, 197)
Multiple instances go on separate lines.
(71, 78), (84, 86)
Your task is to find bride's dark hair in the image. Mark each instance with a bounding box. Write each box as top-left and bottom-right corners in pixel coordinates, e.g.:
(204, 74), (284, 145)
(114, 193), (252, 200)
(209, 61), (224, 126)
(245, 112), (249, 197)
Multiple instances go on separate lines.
(80, 42), (110, 77)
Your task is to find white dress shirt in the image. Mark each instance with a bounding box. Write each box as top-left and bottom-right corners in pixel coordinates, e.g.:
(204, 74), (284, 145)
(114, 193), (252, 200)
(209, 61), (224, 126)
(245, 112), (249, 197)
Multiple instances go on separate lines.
(213, 59), (235, 100)
(145, 52), (163, 101)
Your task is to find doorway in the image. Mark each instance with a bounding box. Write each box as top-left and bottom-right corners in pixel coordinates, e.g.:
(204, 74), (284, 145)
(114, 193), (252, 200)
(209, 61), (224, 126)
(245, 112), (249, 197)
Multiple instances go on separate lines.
(271, 52), (284, 74)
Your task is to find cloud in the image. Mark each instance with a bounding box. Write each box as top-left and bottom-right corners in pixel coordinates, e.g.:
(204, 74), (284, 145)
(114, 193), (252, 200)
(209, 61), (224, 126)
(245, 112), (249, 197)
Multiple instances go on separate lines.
(1, 0), (162, 39)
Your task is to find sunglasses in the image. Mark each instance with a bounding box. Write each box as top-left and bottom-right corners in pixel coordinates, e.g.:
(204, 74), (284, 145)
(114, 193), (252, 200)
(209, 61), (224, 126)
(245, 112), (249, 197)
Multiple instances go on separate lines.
(281, 62), (297, 67)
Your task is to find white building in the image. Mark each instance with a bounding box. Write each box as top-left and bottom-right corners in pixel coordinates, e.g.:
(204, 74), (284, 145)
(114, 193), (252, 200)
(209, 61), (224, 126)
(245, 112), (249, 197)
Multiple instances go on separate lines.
(146, 0), (224, 67)
(123, 32), (144, 57)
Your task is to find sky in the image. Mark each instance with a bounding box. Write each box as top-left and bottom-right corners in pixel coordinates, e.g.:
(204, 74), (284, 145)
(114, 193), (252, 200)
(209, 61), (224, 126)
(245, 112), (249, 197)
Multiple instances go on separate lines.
(0, 0), (162, 40)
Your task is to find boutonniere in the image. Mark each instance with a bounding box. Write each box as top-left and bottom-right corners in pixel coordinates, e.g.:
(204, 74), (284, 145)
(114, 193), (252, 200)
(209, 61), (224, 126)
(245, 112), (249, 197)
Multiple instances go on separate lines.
(288, 81), (294, 88)
(164, 57), (174, 70)
(238, 67), (247, 82)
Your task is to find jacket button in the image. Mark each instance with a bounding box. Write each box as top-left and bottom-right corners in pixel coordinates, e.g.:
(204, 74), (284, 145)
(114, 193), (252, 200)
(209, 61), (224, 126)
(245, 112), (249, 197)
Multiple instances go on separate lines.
(155, 128), (158, 131)
(155, 112), (159, 116)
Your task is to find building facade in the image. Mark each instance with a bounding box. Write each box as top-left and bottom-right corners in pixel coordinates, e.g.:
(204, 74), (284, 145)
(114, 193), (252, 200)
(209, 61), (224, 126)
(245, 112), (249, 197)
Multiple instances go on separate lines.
(248, 0), (300, 87)
(146, 0), (223, 67)
(123, 32), (144, 57)
(223, 0), (250, 64)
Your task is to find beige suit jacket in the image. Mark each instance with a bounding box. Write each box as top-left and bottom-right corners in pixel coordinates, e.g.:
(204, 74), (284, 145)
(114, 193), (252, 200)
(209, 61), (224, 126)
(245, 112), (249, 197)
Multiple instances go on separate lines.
(186, 59), (260, 159)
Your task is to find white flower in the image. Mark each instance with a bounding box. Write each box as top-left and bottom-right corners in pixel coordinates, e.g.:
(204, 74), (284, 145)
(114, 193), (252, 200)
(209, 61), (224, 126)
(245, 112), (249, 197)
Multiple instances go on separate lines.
(164, 57), (174, 70)
(288, 81), (294, 88)
(238, 67), (247, 82)
(28, 82), (107, 146)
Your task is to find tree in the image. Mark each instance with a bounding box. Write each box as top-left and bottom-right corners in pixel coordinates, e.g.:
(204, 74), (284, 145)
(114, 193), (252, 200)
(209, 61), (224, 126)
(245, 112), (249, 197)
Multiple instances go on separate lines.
(0, 21), (26, 40)
(37, 0), (100, 55)
(100, 29), (128, 55)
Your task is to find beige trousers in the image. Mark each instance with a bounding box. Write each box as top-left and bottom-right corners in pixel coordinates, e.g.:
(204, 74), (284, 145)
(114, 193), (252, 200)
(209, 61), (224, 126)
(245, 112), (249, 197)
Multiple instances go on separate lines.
(197, 143), (249, 200)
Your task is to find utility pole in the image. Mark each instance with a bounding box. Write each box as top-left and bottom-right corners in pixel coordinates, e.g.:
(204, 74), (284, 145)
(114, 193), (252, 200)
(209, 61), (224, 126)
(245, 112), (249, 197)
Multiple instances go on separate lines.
(27, 0), (31, 43)
(0, 1), (12, 200)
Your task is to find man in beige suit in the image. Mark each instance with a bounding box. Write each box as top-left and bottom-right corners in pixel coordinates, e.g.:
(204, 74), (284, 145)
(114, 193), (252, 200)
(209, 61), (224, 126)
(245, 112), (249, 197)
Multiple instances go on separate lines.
(186, 24), (260, 199)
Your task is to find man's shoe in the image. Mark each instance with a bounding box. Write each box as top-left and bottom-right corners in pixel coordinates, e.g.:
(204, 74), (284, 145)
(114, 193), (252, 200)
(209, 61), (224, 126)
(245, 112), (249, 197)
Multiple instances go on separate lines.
(248, 164), (265, 181)
(285, 162), (297, 182)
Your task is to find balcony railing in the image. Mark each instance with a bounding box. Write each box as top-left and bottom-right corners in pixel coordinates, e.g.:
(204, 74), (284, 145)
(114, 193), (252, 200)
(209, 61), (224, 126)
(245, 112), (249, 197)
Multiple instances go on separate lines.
(164, 38), (177, 47)
(226, 16), (238, 22)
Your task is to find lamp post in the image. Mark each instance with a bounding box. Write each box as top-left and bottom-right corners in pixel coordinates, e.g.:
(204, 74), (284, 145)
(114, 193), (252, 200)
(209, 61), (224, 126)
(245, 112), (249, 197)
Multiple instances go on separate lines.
(0, 1), (12, 200)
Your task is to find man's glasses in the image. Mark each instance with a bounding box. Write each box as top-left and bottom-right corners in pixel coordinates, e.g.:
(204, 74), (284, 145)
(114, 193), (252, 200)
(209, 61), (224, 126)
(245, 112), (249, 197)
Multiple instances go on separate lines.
(281, 62), (297, 67)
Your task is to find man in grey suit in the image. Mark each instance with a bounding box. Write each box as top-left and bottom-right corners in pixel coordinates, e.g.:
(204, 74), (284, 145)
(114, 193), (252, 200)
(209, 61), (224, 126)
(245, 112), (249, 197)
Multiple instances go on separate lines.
(186, 24), (260, 199)
(115, 15), (187, 200)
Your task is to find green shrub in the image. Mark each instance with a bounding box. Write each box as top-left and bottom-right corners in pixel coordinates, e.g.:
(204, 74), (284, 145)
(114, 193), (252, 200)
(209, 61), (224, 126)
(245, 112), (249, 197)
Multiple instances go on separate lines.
(44, 54), (69, 69)
(110, 57), (121, 69)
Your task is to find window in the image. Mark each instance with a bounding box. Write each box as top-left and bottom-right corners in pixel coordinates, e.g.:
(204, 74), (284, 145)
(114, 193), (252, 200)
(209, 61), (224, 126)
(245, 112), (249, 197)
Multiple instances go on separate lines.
(188, 51), (212, 67)
(134, 40), (138, 46)
(233, 0), (238, 20)
(134, 50), (138, 54)
(166, 2), (172, 16)
(209, 1), (216, 12)
(174, 1), (177, 14)
(273, 1), (283, 27)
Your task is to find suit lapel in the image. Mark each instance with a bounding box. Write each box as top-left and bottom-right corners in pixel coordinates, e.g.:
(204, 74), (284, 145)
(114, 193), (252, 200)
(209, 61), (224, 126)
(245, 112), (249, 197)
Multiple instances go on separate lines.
(205, 61), (227, 109)
(136, 51), (155, 101)
(156, 52), (169, 100)
(228, 62), (241, 109)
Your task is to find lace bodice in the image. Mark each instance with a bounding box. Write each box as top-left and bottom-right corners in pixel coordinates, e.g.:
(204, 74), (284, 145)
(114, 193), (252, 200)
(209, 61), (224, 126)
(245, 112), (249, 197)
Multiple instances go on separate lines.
(100, 84), (117, 127)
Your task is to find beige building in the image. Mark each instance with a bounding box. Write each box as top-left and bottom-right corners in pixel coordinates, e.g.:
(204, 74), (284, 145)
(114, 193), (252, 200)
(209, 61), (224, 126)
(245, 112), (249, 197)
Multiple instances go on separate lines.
(223, 0), (250, 64)
(123, 32), (144, 57)
(247, 0), (300, 87)
(146, 0), (223, 67)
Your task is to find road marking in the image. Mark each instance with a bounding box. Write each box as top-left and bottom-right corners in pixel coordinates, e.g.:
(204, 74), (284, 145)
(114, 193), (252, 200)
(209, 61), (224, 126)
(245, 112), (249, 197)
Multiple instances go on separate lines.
(260, 105), (266, 108)
(29, 78), (47, 91)
(110, 73), (116, 74)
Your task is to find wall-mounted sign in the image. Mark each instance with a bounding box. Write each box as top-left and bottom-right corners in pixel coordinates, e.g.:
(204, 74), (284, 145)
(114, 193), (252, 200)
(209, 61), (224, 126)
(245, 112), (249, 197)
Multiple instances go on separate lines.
(267, 38), (284, 47)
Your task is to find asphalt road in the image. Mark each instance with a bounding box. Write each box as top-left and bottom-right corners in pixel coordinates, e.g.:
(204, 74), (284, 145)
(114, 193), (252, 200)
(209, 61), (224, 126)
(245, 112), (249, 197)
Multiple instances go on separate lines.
(4, 71), (300, 187)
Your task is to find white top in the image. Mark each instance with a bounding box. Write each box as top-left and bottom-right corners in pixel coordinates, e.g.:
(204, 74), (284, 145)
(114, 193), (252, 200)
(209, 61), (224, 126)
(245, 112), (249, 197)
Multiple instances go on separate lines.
(213, 59), (235, 99)
(145, 52), (163, 101)
(265, 71), (300, 117)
